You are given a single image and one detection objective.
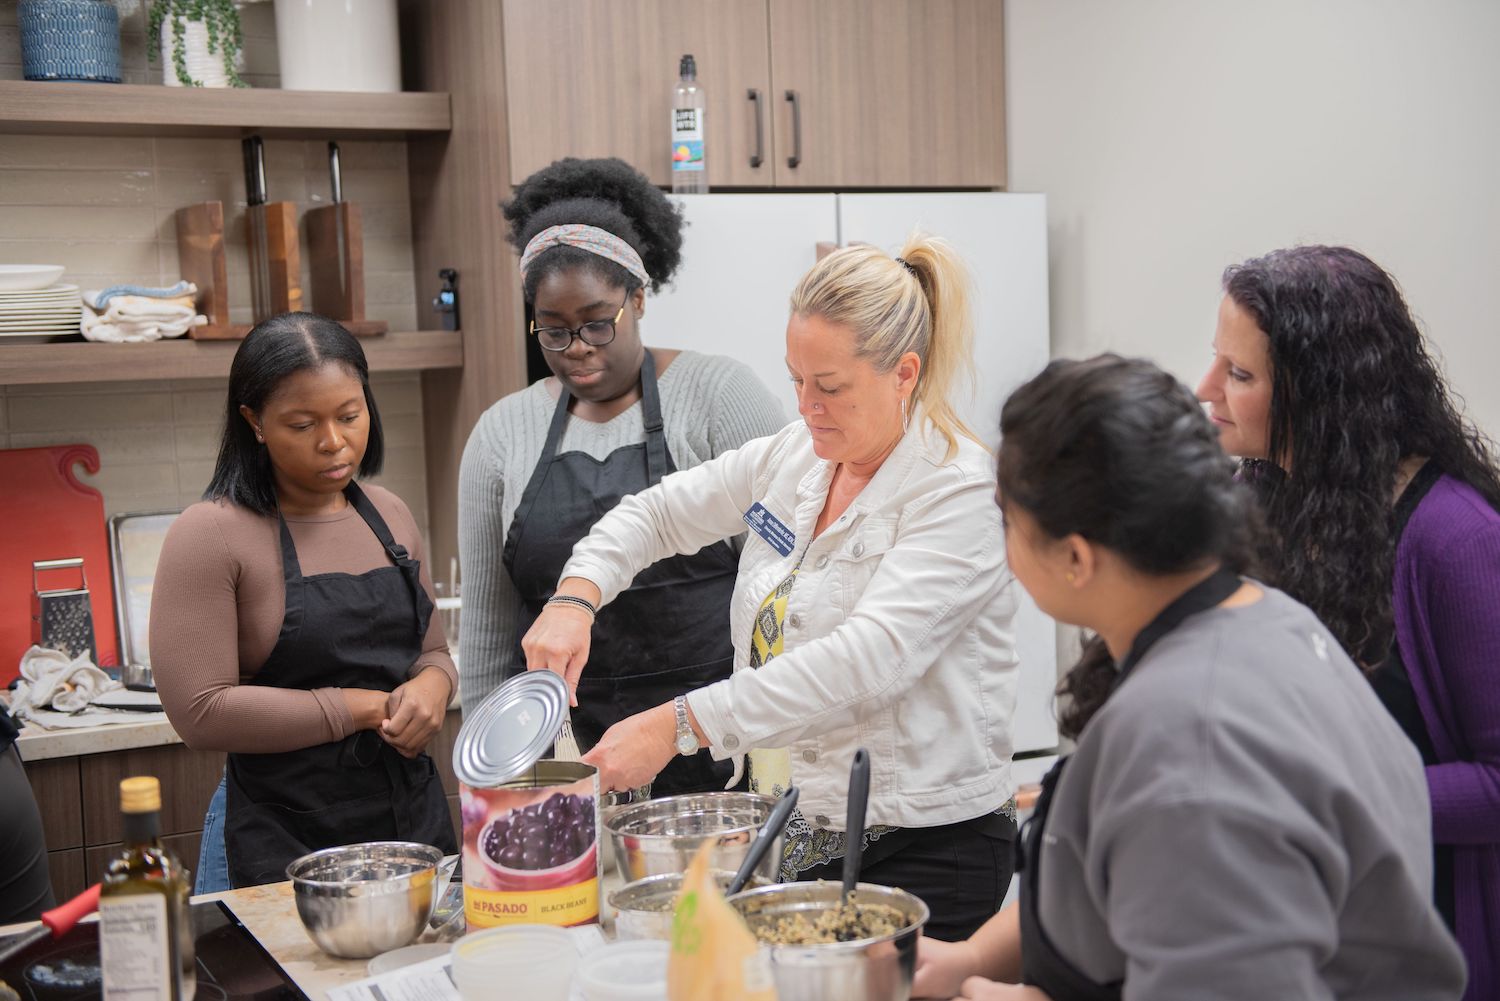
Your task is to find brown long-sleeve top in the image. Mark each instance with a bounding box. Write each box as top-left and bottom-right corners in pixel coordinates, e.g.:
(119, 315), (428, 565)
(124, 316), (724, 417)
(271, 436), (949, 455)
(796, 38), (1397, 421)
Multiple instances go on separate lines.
(149, 483), (456, 754)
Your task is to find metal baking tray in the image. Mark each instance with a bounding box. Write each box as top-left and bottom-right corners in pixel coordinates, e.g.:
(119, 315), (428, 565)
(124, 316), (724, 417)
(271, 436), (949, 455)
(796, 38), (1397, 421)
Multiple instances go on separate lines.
(107, 510), (180, 685)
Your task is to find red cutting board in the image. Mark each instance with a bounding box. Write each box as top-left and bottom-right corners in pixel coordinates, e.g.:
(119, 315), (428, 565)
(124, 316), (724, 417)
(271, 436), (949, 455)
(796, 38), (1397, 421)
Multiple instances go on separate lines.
(0, 444), (119, 683)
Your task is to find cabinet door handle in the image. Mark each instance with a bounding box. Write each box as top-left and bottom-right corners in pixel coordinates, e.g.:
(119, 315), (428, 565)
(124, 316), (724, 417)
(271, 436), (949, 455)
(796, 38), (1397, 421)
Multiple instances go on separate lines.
(785, 90), (802, 169)
(747, 88), (765, 169)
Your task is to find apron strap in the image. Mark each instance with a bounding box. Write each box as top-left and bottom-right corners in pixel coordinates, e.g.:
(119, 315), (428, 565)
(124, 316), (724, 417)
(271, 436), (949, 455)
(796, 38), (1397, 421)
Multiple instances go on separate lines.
(344, 481), (427, 613)
(345, 481), (410, 564)
(639, 348), (671, 487)
(509, 371), (583, 543)
(1113, 566), (1242, 682)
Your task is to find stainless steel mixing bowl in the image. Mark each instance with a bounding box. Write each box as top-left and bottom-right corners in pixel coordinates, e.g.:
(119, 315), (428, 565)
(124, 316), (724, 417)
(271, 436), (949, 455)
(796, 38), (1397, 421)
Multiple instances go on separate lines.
(603, 792), (782, 883)
(607, 869), (771, 941)
(727, 881), (929, 1001)
(286, 842), (447, 959)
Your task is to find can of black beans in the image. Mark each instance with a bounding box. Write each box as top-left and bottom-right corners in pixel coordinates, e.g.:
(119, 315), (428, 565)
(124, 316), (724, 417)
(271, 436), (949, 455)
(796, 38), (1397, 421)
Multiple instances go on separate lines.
(453, 672), (602, 928)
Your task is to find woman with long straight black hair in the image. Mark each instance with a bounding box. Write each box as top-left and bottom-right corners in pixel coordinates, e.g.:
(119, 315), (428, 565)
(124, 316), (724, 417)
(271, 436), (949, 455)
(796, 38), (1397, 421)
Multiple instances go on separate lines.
(151, 312), (457, 890)
(914, 355), (1463, 1000)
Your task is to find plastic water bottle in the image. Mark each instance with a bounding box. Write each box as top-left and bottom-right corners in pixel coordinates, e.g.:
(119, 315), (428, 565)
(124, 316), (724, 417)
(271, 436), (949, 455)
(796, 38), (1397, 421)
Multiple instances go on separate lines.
(671, 54), (707, 193)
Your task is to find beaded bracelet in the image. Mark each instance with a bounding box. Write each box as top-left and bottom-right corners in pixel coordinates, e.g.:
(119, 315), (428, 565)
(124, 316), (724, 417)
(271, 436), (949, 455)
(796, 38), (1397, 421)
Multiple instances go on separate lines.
(546, 593), (598, 619)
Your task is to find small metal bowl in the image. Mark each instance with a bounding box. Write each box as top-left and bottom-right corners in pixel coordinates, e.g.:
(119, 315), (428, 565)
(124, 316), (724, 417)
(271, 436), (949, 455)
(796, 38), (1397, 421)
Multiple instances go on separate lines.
(727, 881), (929, 1001)
(286, 842), (447, 959)
(608, 869), (771, 941)
(604, 791), (782, 884)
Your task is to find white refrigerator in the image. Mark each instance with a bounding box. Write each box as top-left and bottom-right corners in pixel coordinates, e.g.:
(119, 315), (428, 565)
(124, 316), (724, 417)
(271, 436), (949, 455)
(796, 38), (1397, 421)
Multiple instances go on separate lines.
(644, 193), (1059, 754)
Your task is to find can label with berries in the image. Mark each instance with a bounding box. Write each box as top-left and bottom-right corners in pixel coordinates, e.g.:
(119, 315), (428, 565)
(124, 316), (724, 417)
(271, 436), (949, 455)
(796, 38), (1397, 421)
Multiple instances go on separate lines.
(460, 760), (602, 928)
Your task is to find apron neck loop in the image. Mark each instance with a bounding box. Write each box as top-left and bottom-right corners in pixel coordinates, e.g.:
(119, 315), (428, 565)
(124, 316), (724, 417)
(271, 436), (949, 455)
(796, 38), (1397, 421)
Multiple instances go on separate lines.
(1113, 566), (1242, 682)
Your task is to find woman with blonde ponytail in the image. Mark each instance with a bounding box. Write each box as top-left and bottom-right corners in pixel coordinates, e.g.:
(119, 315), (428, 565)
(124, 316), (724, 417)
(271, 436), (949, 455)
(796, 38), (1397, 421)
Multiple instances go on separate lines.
(522, 235), (1022, 940)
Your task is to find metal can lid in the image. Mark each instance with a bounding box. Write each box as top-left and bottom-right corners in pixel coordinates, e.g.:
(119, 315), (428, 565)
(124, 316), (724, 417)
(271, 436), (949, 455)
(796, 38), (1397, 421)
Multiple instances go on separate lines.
(453, 670), (568, 788)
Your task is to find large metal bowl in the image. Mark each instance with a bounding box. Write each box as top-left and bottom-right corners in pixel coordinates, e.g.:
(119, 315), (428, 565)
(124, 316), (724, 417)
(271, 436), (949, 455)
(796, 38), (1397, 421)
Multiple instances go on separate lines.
(603, 792), (782, 884)
(286, 842), (446, 959)
(607, 869), (771, 941)
(727, 882), (929, 1001)
(598, 783), (651, 876)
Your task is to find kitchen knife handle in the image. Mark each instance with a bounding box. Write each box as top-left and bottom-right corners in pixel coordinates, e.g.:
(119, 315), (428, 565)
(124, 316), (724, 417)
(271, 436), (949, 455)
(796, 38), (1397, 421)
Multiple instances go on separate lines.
(242, 135), (266, 206)
(747, 88), (764, 169)
(42, 884), (101, 936)
(785, 90), (802, 169)
(328, 141), (342, 204)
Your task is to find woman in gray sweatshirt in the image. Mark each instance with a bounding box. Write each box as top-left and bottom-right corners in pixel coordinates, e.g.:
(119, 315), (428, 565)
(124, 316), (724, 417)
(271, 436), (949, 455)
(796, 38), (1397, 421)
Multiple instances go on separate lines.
(457, 158), (785, 796)
(914, 355), (1465, 1000)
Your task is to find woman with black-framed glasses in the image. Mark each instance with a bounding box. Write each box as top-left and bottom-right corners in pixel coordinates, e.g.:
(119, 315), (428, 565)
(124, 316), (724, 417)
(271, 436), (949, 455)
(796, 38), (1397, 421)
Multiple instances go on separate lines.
(457, 157), (784, 796)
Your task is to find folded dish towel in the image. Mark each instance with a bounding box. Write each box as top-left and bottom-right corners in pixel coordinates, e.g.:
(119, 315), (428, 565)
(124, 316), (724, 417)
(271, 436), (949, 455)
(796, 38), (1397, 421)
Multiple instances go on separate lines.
(82, 286), (207, 343)
(88, 280), (197, 308)
(9, 645), (122, 718)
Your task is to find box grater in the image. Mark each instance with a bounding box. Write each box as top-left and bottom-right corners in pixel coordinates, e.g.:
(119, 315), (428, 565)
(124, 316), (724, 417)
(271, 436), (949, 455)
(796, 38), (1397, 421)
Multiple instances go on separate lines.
(31, 558), (97, 664)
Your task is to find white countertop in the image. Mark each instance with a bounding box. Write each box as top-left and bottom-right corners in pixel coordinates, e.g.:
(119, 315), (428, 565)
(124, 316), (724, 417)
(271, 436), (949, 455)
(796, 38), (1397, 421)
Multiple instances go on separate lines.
(15, 713), (183, 761)
(12, 693), (463, 762)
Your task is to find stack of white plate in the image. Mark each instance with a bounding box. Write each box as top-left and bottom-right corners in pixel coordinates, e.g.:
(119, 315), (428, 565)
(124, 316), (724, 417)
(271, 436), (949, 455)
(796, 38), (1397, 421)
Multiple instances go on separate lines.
(0, 266), (83, 344)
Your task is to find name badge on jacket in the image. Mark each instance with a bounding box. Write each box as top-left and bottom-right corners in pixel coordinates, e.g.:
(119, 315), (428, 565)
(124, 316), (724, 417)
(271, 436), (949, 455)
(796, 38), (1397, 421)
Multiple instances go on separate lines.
(743, 502), (796, 557)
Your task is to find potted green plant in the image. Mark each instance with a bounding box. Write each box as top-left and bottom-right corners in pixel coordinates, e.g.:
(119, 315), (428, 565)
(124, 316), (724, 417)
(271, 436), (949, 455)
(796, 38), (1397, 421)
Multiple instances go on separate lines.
(148, 0), (246, 88)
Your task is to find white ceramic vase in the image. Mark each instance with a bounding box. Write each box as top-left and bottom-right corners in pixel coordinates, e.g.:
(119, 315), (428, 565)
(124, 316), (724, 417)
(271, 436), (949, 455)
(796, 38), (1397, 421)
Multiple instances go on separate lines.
(159, 17), (239, 88)
(274, 0), (401, 93)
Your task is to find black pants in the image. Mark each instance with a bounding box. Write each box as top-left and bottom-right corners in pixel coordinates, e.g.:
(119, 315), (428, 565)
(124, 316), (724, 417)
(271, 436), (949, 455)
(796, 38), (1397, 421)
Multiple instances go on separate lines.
(0, 744), (55, 924)
(797, 813), (1017, 942)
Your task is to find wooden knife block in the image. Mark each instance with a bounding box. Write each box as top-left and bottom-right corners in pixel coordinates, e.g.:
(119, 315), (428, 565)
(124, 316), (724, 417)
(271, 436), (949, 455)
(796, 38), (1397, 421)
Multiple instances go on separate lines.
(175, 201), (251, 340)
(306, 202), (387, 337)
(247, 201), (303, 321)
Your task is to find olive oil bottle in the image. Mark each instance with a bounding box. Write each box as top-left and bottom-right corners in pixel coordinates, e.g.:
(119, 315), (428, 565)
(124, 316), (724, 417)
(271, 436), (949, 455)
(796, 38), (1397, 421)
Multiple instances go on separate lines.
(99, 777), (196, 1001)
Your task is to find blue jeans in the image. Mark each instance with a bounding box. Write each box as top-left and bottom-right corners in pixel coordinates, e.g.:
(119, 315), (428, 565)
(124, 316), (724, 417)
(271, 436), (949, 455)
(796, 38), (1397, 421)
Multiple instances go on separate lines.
(194, 774), (230, 894)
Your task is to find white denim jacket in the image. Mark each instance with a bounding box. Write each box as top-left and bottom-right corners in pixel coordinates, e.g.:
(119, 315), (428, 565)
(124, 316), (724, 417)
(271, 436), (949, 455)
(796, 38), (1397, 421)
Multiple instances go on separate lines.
(562, 413), (1019, 829)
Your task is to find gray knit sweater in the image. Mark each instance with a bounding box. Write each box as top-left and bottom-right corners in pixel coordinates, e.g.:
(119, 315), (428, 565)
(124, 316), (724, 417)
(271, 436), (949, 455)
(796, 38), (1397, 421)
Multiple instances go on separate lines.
(457, 350), (789, 710)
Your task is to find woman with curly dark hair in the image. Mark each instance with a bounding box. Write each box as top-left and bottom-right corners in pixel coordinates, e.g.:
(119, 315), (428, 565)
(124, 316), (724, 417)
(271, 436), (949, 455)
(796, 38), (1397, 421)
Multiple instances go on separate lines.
(457, 157), (784, 795)
(1197, 245), (1500, 1000)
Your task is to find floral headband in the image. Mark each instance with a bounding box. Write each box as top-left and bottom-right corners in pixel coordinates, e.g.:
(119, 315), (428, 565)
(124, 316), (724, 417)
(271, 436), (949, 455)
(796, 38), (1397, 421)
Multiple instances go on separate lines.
(518, 224), (650, 286)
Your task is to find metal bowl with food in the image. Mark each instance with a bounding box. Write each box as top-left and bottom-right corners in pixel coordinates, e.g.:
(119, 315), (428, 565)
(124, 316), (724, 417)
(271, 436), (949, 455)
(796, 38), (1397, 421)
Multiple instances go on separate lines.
(604, 792), (783, 884)
(727, 881), (929, 1001)
(286, 842), (451, 959)
(607, 869), (772, 941)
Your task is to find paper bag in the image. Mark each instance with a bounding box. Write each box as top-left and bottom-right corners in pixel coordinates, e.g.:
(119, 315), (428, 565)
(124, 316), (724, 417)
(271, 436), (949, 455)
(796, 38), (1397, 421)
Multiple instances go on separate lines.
(667, 842), (777, 1001)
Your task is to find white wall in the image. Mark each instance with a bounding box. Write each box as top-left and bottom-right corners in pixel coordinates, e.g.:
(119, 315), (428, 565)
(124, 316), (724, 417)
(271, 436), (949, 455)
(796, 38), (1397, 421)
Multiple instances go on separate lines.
(1004, 0), (1500, 436)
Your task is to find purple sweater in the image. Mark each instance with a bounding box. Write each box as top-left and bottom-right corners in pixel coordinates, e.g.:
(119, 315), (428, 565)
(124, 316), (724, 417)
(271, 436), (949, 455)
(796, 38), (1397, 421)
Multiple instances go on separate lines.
(1394, 474), (1500, 1001)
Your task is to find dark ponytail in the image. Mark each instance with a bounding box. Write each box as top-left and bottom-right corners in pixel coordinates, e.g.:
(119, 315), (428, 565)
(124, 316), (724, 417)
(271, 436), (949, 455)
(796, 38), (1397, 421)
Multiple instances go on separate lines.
(997, 354), (1262, 738)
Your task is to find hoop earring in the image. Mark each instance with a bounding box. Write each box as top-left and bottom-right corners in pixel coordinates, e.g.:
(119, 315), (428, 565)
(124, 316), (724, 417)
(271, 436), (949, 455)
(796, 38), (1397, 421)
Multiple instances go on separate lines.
(899, 397), (910, 433)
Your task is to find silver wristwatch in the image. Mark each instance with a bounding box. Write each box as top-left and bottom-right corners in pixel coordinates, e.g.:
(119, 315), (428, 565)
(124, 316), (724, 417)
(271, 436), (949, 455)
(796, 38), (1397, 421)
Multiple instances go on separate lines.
(673, 696), (700, 756)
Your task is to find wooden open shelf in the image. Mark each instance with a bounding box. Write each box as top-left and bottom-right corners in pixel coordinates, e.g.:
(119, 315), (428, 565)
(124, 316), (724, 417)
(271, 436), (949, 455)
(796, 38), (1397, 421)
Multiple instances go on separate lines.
(0, 330), (463, 386)
(0, 81), (452, 138)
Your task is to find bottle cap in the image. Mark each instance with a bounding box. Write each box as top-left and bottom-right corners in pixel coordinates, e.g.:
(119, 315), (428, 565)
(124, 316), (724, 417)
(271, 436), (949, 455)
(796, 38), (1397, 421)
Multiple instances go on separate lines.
(120, 776), (162, 814)
(679, 54), (696, 79)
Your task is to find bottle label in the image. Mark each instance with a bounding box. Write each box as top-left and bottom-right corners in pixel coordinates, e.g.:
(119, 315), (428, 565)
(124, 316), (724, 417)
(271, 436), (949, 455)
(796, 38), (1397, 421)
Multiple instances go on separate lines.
(672, 108), (705, 172)
(100, 894), (172, 1001)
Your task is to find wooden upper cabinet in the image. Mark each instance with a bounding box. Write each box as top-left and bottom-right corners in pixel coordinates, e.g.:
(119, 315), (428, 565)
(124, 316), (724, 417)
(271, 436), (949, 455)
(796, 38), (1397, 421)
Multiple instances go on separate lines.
(502, 0), (775, 188)
(768, 0), (1006, 188)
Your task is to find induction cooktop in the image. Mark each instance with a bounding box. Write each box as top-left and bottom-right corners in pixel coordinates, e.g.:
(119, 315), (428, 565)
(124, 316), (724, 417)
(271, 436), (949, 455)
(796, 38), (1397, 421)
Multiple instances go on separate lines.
(0, 900), (308, 1001)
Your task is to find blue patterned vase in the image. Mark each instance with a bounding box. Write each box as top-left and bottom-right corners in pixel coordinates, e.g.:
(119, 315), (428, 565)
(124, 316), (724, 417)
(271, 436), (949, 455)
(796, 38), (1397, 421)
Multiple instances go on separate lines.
(19, 0), (124, 84)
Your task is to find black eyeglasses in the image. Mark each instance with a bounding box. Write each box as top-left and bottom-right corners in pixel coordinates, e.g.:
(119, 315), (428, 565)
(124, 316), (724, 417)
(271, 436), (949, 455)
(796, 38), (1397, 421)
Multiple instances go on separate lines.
(529, 296), (628, 352)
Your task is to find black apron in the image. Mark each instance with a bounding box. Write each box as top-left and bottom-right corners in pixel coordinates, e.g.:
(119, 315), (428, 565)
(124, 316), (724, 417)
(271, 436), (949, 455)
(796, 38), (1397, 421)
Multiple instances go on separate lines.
(224, 482), (457, 888)
(1019, 567), (1243, 1000)
(502, 350), (738, 796)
